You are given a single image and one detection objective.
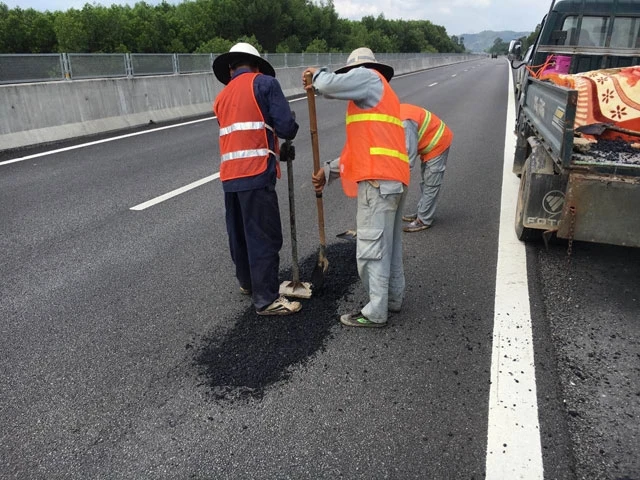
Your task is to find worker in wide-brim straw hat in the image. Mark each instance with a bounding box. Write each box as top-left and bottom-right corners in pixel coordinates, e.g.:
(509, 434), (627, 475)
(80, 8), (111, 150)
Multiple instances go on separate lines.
(302, 47), (410, 328)
(212, 42), (302, 316)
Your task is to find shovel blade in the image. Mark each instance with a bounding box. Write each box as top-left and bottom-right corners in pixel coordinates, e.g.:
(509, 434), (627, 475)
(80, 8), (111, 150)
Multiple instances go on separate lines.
(279, 280), (313, 299)
(336, 230), (357, 241)
(311, 255), (329, 291)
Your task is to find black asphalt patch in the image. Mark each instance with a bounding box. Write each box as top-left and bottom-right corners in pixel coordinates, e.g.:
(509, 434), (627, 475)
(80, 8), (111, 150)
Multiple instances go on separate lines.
(194, 242), (359, 402)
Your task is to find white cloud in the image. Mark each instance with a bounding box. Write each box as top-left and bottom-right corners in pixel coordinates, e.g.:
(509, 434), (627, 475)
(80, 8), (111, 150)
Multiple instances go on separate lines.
(332, 0), (549, 35)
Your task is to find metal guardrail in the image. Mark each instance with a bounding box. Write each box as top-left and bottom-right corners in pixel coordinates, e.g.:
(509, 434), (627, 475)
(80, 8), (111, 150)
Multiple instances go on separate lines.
(0, 52), (462, 85)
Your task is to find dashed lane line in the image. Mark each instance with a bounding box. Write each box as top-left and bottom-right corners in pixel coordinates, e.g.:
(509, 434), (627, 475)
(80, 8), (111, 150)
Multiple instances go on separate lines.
(129, 173), (220, 211)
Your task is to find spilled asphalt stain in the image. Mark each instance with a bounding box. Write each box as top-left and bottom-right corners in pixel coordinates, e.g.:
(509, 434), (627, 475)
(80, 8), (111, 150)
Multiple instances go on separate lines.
(194, 241), (359, 401)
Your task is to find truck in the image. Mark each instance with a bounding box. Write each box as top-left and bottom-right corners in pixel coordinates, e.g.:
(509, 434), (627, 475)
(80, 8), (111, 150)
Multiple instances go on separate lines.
(511, 0), (640, 248)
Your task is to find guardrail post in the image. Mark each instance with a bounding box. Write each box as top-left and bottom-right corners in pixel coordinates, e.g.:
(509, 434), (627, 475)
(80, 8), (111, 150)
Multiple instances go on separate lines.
(172, 54), (178, 74)
(62, 53), (72, 80)
(125, 53), (133, 77)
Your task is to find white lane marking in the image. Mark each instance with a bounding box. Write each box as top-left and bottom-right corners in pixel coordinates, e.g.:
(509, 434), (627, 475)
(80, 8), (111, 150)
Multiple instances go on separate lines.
(485, 69), (544, 479)
(451, 74), (457, 77)
(130, 173), (220, 211)
(0, 117), (213, 167)
(428, 82), (438, 87)
(0, 96), (308, 167)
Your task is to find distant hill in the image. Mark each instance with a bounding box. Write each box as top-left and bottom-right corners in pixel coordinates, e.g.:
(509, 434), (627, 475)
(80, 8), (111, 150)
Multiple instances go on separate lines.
(461, 30), (531, 53)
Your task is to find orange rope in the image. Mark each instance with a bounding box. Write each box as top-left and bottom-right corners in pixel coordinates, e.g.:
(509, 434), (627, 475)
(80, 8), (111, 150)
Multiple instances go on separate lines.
(526, 54), (556, 79)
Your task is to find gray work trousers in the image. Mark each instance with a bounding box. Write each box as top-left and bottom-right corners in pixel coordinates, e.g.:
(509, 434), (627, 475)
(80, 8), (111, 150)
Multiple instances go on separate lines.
(356, 181), (407, 324)
(413, 147), (449, 226)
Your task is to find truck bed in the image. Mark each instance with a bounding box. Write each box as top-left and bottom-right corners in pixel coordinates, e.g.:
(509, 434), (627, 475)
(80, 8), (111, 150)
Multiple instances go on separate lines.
(522, 78), (640, 175)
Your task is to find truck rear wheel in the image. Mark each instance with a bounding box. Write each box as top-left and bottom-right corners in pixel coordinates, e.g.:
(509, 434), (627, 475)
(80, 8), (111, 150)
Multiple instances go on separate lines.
(515, 160), (541, 241)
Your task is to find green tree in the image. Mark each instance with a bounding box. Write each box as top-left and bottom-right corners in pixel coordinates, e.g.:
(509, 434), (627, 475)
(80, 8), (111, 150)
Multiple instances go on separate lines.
(0, 0), (469, 55)
(195, 37), (233, 53)
(488, 37), (509, 55)
(54, 8), (89, 52)
(304, 37), (328, 53)
(276, 35), (302, 53)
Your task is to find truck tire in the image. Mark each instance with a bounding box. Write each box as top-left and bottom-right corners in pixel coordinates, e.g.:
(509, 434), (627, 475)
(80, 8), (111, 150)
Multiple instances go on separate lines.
(515, 160), (541, 241)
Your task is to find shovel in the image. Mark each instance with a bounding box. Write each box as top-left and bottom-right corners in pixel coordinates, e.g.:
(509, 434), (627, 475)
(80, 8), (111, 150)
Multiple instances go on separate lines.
(576, 122), (640, 139)
(279, 142), (312, 299)
(336, 230), (357, 241)
(305, 71), (329, 291)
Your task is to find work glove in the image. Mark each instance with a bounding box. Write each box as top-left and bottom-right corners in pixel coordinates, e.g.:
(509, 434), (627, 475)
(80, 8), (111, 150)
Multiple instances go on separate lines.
(280, 140), (295, 162)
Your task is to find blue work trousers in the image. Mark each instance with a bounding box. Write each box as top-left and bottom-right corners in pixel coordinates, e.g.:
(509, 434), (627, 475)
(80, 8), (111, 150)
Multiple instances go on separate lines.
(224, 185), (283, 310)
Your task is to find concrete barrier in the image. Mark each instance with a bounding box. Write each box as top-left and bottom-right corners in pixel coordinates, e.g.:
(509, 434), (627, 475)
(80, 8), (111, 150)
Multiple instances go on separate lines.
(0, 55), (479, 152)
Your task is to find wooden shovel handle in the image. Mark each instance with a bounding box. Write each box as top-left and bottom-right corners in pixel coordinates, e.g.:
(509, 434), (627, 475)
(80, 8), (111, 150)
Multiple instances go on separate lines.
(305, 72), (322, 176)
(304, 71), (327, 248)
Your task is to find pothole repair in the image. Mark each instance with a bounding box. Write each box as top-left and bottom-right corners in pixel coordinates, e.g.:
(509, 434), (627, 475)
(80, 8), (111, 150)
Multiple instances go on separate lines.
(194, 242), (359, 402)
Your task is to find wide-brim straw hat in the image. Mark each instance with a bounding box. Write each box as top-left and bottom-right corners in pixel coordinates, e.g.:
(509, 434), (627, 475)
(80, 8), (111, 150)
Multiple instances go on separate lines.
(334, 47), (394, 81)
(212, 42), (276, 85)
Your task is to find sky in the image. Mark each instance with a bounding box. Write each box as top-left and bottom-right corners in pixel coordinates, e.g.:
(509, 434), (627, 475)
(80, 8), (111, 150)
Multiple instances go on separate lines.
(2, 0), (553, 36)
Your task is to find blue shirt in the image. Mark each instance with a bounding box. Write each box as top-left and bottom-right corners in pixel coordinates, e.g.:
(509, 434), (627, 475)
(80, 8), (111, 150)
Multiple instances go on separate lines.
(218, 68), (299, 193)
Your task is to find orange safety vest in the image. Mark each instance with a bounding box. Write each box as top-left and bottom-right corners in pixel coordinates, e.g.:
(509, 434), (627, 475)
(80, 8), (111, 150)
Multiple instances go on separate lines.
(339, 71), (409, 197)
(213, 72), (280, 181)
(400, 103), (453, 162)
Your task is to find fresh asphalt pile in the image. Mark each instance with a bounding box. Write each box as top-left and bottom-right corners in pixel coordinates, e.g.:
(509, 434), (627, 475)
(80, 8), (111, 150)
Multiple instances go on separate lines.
(194, 242), (359, 402)
(591, 139), (640, 164)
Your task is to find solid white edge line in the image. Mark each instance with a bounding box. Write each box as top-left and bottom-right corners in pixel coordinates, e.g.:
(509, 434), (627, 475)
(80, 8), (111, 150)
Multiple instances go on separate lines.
(485, 68), (544, 479)
(130, 173), (220, 211)
(0, 117), (214, 167)
(0, 95), (308, 168)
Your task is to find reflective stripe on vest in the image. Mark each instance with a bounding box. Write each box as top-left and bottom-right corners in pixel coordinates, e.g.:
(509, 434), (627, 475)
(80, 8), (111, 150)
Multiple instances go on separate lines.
(400, 103), (452, 162)
(419, 119), (446, 156)
(221, 148), (276, 162)
(219, 122), (275, 162)
(346, 113), (404, 128)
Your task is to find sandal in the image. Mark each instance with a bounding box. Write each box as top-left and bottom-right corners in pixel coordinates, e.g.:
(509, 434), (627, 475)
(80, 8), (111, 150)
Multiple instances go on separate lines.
(403, 219), (430, 232)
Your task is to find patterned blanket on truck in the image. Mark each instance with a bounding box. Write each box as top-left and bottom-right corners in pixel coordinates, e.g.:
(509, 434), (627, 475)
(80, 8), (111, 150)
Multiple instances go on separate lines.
(540, 65), (640, 143)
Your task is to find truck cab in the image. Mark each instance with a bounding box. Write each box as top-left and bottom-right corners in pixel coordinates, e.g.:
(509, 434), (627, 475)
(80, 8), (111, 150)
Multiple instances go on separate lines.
(531, 0), (640, 74)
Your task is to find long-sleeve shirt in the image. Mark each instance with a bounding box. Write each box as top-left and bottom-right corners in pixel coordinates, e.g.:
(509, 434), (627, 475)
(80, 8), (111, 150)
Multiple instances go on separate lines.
(312, 66), (405, 194)
(218, 68), (299, 193)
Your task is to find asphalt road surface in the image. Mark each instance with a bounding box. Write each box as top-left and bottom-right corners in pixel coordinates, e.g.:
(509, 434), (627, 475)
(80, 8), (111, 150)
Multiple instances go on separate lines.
(1, 59), (638, 479)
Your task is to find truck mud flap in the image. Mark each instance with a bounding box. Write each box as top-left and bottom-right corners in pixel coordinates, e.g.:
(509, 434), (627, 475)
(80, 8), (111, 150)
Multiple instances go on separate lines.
(557, 172), (640, 248)
(521, 171), (567, 232)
